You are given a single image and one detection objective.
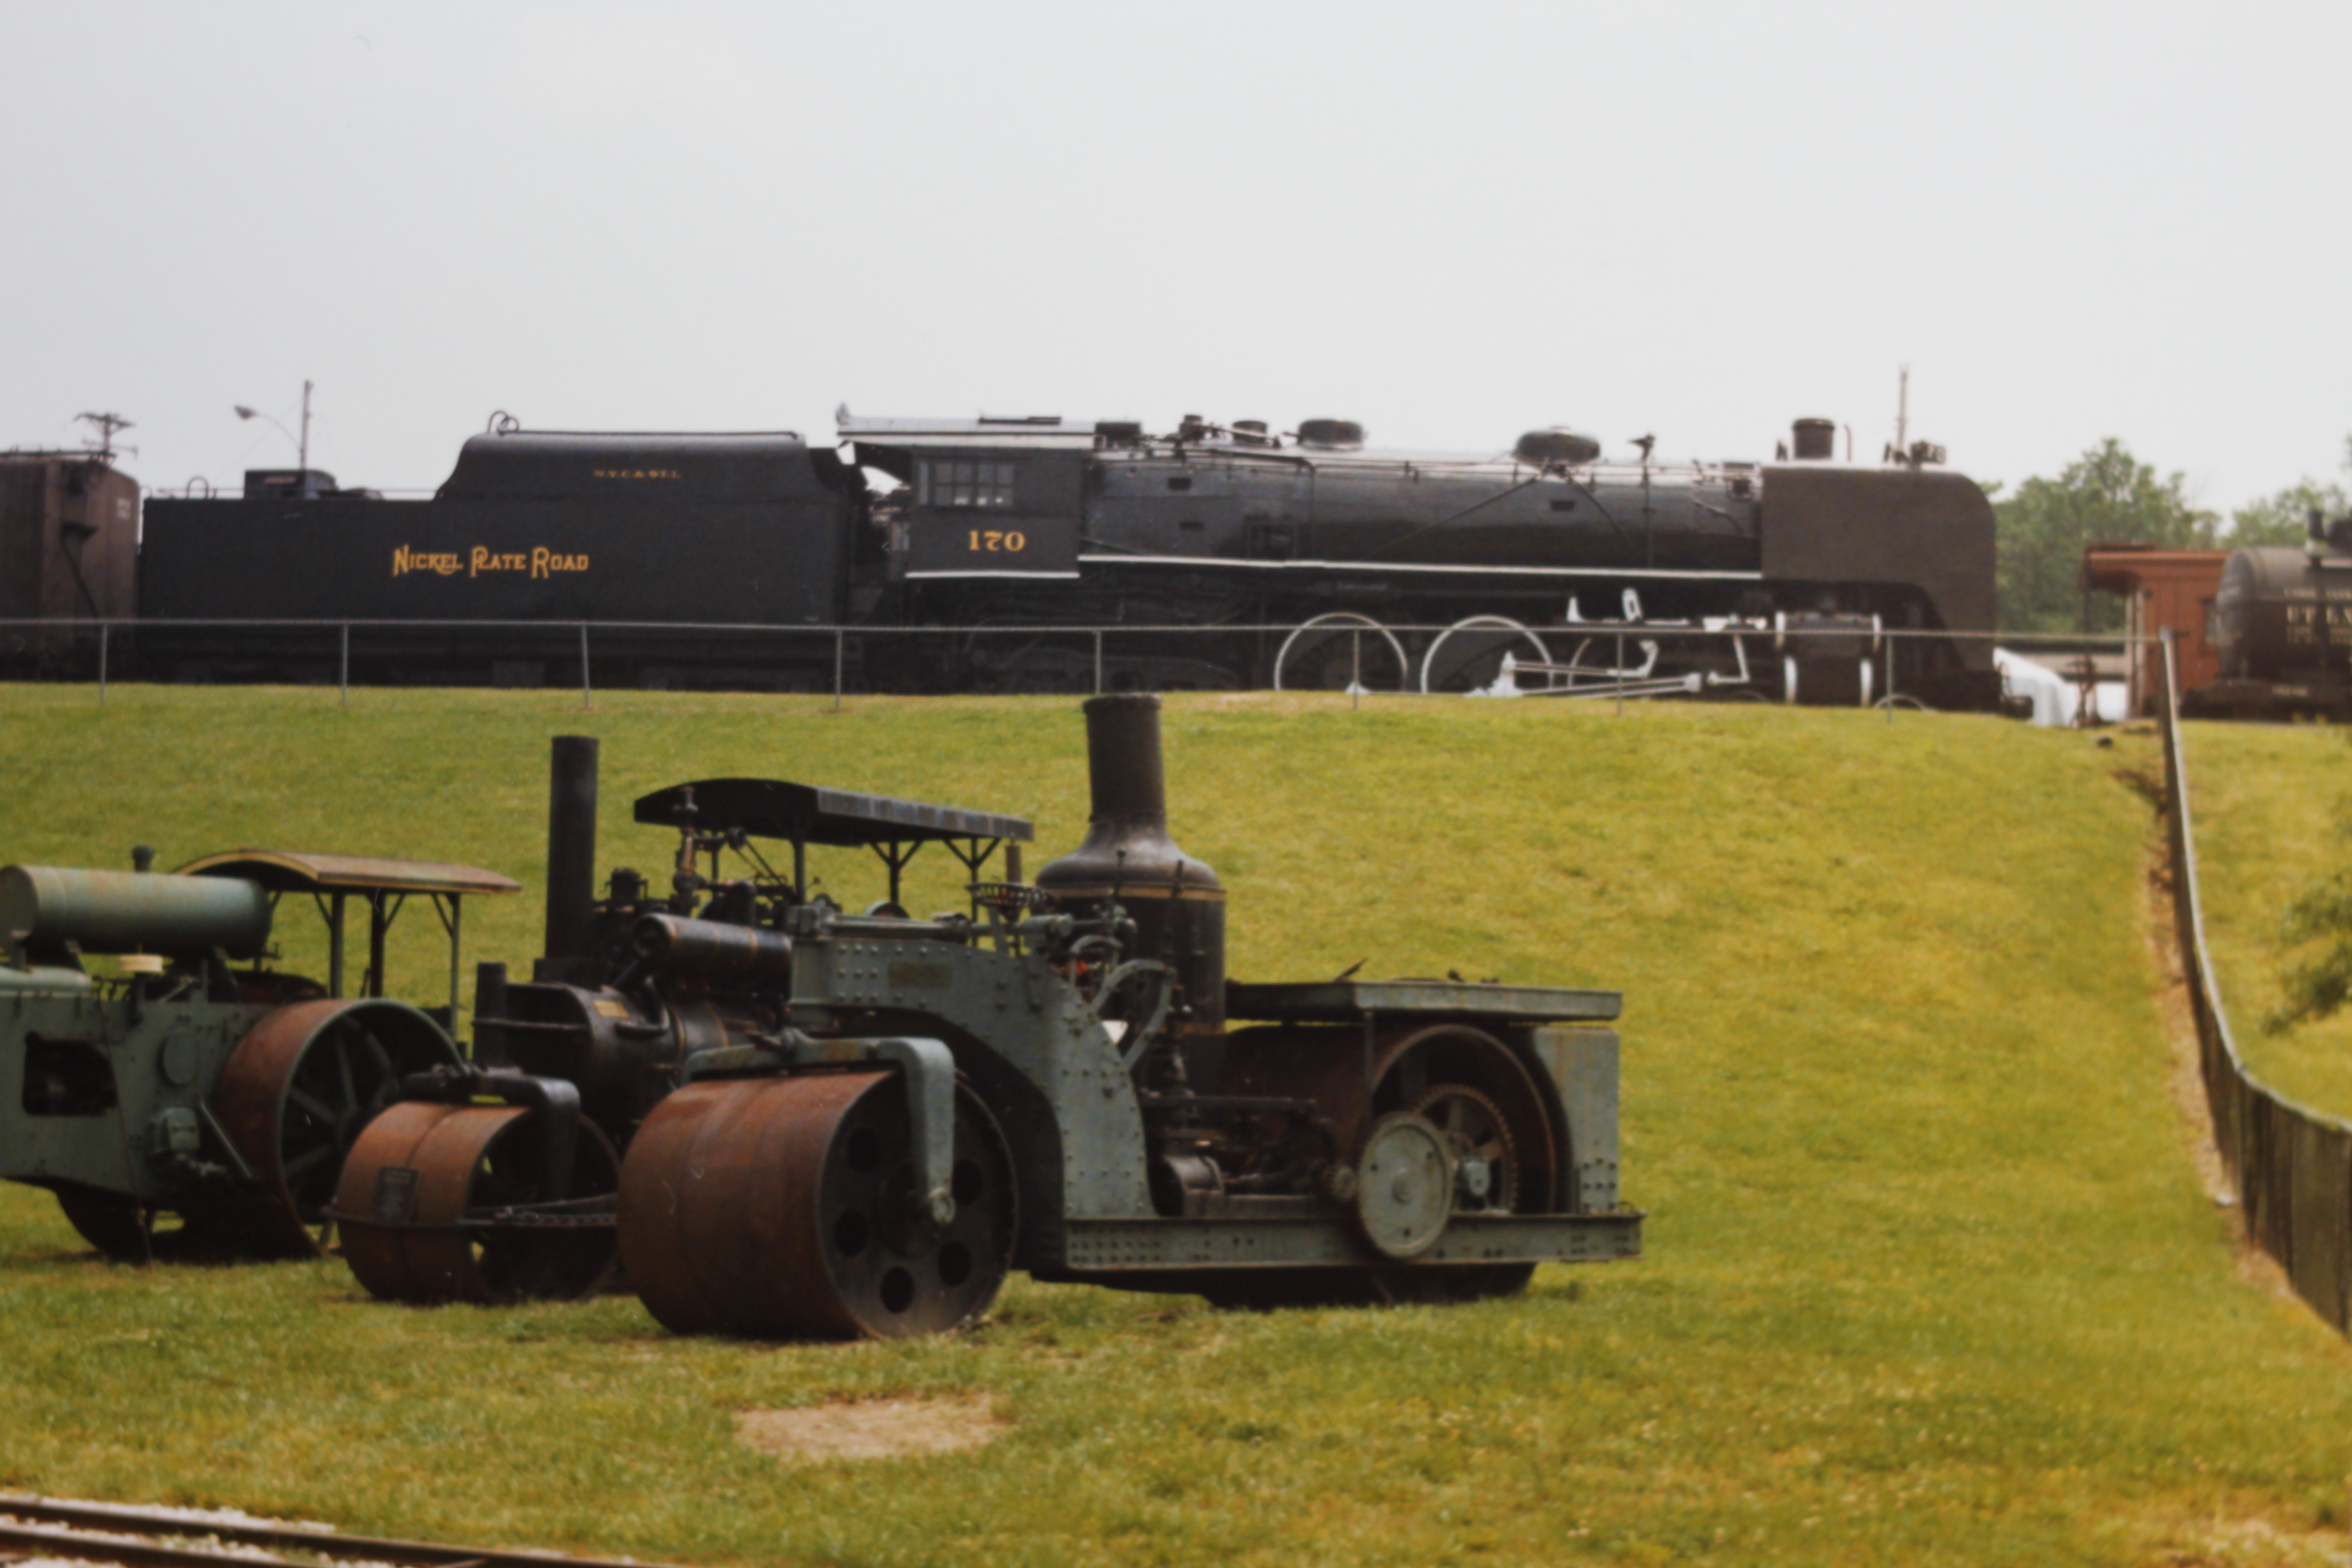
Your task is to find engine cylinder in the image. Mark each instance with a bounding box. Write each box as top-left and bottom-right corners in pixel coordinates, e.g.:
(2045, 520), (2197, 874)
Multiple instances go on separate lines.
(632, 912), (794, 987)
(1035, 693), (1225, 1033)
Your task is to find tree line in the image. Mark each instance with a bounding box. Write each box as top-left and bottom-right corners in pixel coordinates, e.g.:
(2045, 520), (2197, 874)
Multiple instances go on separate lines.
(1990, 436), (2352, 633)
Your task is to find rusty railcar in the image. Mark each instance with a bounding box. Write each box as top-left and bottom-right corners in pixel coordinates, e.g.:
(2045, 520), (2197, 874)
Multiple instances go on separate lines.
(0, 449), (139, 671)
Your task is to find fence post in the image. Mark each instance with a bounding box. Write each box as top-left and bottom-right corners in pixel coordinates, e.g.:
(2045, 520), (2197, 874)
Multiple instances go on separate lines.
(1093, 630), (1103, 695)
(97, 623), (108, 705)
(834, 629), (845, 712)
(579, 624), (592, 711)
(1884, 632), (1895, 723)
(340, 623), (350, 709)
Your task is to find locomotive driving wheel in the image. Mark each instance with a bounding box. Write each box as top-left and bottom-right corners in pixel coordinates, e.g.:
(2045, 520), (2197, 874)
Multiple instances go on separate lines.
(337, 1102), (621, 1304)
(203, 999), (462, 1259)
(618, 1070), (1017, 1340)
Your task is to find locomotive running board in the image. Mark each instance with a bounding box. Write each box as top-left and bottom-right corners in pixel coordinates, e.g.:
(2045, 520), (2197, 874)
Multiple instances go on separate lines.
(1058, 1211), (1641, 1272)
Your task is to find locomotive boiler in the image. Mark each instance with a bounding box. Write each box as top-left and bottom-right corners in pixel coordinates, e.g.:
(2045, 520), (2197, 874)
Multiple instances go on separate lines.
(335, 697), (1638, 1331)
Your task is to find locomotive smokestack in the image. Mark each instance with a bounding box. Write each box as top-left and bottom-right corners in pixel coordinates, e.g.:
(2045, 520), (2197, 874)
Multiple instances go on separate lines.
(1037, 693), (1227, 1036)
(542, 735), (599, 979)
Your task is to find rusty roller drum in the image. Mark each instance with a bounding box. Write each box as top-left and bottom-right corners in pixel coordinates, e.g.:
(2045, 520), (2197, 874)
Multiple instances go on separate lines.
(618, 1071), (1017, 1339)
(337, 1102), (620, 1304)
(204, 999), (462, 1258)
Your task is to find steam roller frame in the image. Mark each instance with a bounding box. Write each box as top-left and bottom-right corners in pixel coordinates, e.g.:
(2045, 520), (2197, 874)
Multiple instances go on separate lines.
(203, 999), (463, 1259)
(618, 1070), (1017, 1340)
(336, 1102), (621, 1304)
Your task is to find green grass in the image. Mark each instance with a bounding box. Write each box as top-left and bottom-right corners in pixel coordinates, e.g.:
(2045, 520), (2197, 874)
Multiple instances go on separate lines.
(0, 685), (2346, 1568)
(2182, 719), (2352, 1116)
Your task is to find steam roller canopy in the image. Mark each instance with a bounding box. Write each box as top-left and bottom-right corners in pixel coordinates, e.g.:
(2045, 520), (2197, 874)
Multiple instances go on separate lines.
(618, 1071), (1016, 1339)
(0, 866), (271, 958)
(338, 1102), (620, 1304)
(205, 999), (462, 1257)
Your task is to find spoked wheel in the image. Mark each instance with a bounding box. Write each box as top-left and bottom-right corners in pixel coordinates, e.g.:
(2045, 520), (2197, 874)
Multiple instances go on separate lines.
(1406, 1084), (1520, 1215)
(1419, 616), (1555, 695)
(206, 1000), (462, 1259)
(619, 1071), (1017, 1340)
(337, 1102), (621, 1304)
(1272, 614), (1410, 693)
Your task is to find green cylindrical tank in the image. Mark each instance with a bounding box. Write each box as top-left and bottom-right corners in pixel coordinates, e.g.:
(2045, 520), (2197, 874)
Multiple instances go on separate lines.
(0, 866), (273, 958)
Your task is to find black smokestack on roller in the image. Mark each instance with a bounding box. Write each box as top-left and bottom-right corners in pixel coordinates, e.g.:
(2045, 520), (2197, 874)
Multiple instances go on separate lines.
(1083, 692), (1169, 831)
(1037, 694), (1225, 1035)
(542, 735), (599, 980)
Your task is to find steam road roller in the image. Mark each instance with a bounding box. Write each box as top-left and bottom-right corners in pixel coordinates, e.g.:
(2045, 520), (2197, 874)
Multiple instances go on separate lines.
(338, 699), (1639, 1333)
(0, 850), (517, 1259)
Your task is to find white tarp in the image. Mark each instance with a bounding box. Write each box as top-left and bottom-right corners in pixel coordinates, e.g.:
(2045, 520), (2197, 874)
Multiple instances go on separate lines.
(1996, 647), (2127, 727)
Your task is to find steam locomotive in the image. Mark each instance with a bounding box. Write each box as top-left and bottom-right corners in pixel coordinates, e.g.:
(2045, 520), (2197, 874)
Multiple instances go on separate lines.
(120, 408), (1999, 706)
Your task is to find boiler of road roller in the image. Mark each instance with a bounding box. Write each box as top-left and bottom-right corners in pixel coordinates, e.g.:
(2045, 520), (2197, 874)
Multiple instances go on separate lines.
(340, 697), (1640, 1334)
(0, 850), (517, 1261)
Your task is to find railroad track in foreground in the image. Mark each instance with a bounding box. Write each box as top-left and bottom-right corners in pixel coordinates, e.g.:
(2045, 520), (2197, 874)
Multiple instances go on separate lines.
(0, 1495), (688, 1568)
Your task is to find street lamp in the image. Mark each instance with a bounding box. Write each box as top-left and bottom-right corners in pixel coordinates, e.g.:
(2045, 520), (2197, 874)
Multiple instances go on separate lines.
(236, 379), (312, 474)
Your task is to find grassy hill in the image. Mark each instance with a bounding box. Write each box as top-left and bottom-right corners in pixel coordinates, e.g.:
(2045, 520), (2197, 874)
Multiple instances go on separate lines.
(0, 685), (2345, 1568)
(2182, 720), (2352, 1119)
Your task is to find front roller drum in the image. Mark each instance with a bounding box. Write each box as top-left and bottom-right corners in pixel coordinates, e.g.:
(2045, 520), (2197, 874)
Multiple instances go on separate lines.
(205, 999), (463, 1259)
(618, 1071), (1016, 1340)
(336, 1102), (620, 1304)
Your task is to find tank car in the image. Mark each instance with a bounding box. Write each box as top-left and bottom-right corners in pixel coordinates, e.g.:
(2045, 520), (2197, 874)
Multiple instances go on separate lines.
(2186, 510), (2352, 719)
(0, 848), (515, 1259)
(335, 697), (1638, 1331)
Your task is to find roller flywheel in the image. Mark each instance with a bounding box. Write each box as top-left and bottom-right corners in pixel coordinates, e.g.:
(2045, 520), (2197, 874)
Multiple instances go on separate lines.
(337, 1102), (620, 1304)
(618, 1071), (1017, 1340)
(203, 999), (462, 1258)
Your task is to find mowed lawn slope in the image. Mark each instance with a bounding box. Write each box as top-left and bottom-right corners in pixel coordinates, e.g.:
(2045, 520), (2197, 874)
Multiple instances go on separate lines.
(2184, 720), (2352, 1118)
(0, 686), (2345, 1568)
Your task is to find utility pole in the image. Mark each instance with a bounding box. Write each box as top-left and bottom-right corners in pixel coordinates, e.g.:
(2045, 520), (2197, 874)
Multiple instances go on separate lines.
(74, 411), (134, 462)
(300, 380), (312, 475)
(1895, 365), (1910, 457)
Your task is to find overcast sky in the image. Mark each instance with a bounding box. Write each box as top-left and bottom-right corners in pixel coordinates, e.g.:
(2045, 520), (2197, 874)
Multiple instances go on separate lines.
(5, 1), (2348, 516)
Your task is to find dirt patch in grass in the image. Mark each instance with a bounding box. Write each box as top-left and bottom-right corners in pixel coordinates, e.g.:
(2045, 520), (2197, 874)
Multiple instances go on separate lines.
(734, 1396), (1005, 1462)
